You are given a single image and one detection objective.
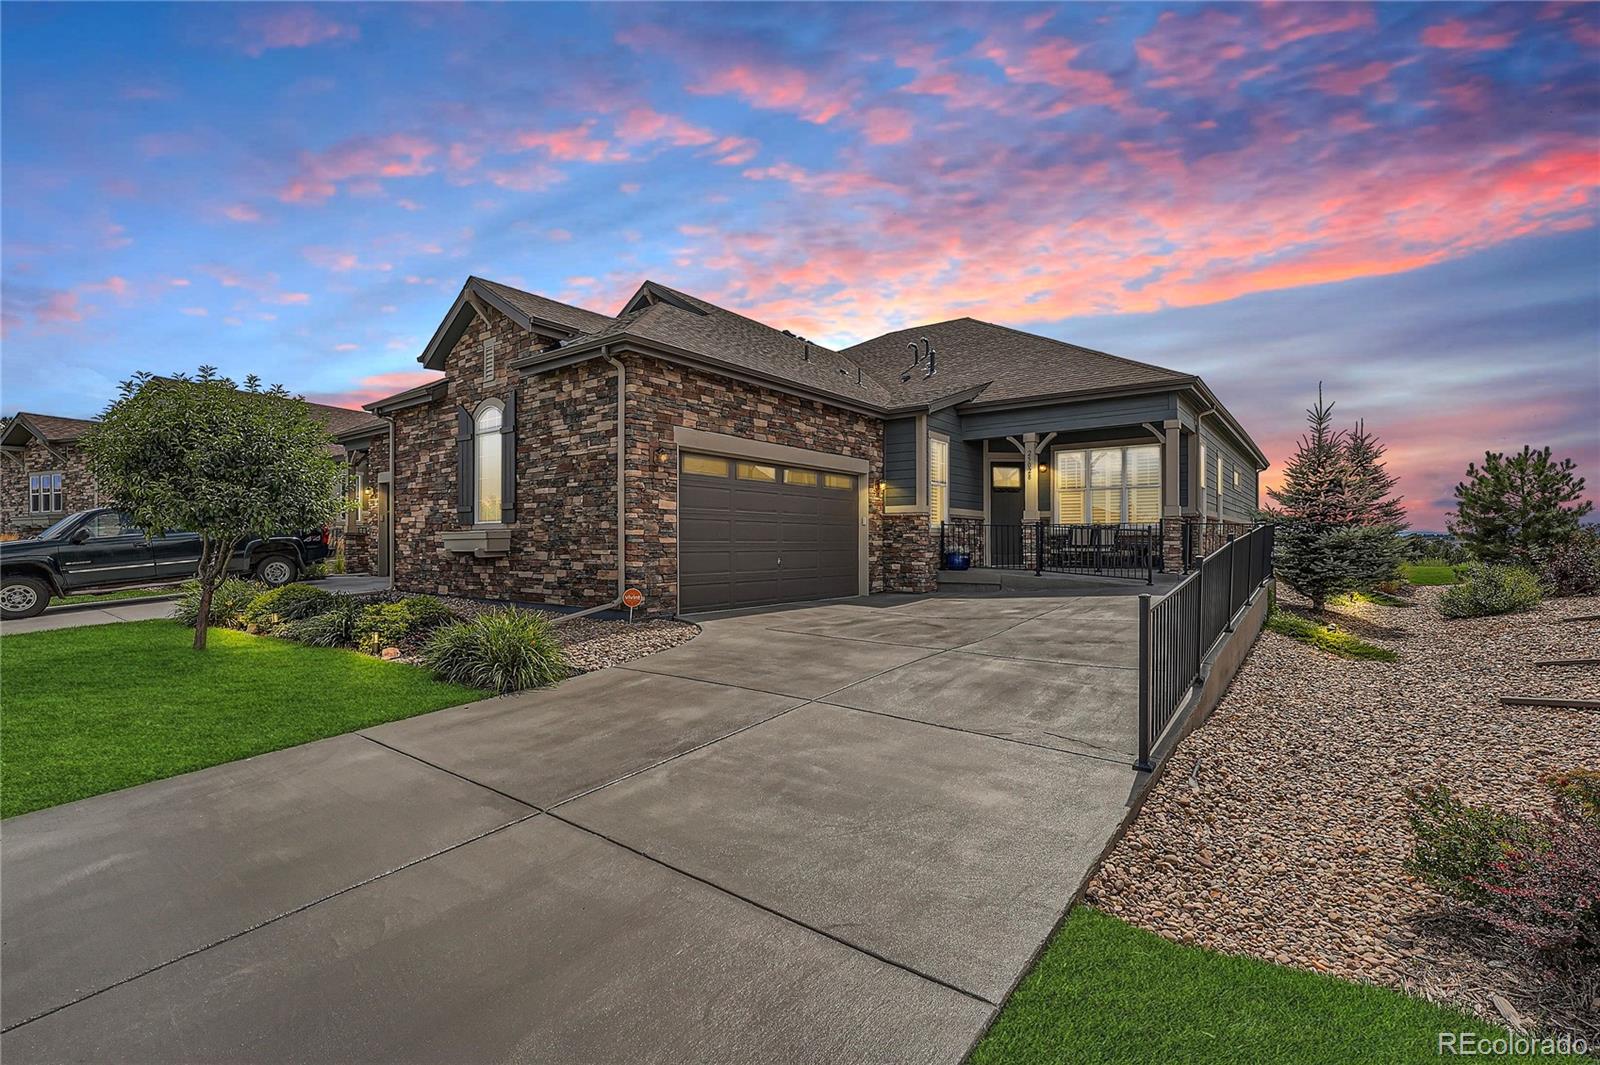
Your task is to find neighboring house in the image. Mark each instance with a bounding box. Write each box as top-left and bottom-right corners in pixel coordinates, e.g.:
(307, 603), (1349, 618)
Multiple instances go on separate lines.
(0, 414), (104, 540)
(365, 276), (1267, 616)
(1, 404), (392, 571)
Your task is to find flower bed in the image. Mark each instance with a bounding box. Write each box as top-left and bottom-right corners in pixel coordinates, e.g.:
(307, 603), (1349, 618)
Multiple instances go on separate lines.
(1087, 587), (1600, 1039)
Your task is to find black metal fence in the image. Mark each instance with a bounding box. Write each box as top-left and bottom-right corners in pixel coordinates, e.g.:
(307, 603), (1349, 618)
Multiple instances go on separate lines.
(1180, 519), (1258, 572)
(1136, 523), (1274, 770)
(938, 521), (1160, 583)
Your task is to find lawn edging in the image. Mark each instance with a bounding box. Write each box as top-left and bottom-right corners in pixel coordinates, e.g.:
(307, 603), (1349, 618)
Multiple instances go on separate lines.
(46, 592), (181, 614)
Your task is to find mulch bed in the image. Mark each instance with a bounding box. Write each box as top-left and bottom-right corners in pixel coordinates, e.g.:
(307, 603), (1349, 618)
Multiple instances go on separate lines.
(1086, 586), (1600, 1040)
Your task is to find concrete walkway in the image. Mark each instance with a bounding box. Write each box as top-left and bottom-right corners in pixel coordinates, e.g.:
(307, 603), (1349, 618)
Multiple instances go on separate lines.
(1, 588), (1147, 1063)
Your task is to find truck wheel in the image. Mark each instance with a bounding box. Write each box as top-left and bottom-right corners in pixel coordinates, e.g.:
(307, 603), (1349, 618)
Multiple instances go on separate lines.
(253, 556), (297, 588)
(1, 575), (51, 620)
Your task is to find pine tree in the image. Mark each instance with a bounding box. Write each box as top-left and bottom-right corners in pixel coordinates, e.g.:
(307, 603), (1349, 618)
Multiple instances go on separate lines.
(1264, 386), (1364, 611)
(1344, 418), (1408, 587)
(1449, 446), (1592, 565)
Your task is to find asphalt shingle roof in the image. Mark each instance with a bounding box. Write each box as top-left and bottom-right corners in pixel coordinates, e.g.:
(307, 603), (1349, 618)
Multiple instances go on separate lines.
(844, 318), (1191, 407)
(534, 280), (896, 408)
(8, 412), (99, 442)
(473, 277), (613, 336)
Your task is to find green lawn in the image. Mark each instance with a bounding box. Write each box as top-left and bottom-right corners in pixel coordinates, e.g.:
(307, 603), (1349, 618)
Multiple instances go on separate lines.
(1402, 562), (1465, 586)
(53, 585), (182, 606)
(1266, 609), (1398, 661)
(971, 908), (1579, 1065)
(0, 620), (481, 818)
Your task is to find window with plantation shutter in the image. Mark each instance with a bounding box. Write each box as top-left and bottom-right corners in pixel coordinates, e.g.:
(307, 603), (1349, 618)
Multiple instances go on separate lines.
(1053, 444), (1161, 523)
(928, 436), (949, 526)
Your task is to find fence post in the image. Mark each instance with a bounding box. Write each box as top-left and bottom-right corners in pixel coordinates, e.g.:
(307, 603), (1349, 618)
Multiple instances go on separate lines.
(1225, 534), (1237, 632)
(1146, 525), (1155, 585)
(939, 522), (946, 570)
(1135, 593), (1153, 772)
(1035, 518), (1045, 576)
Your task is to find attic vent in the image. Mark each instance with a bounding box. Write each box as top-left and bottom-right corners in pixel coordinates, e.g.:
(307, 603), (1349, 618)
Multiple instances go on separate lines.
(901, 337), (937, 382)
(483, 336), (497, 382)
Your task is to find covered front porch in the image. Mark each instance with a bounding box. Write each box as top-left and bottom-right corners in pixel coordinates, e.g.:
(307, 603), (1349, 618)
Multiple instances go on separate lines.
(931, 422), (1191, 580)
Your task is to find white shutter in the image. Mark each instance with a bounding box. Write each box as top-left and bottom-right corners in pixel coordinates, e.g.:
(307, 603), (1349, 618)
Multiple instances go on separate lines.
(1054, 451), (1085, 523)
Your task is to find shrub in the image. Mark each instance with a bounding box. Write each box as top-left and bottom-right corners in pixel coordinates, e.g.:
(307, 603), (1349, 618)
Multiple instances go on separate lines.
(352, 595), (456, 653)
(1404, 785), (1538, 907)
(420, 608), (567, 694)
(278, 597), (363, 647)
(1438, 563), (1543, 618)
(301, 561), (330, 580)
(1406, 779), (1600, 953)
(174, 578), (264, 629)
(241, 584), (334, 632)
(1540, 532), (1600, 598)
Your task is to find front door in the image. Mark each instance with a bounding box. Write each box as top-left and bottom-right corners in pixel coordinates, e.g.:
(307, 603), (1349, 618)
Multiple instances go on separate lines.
(989, 462), (1025, 566)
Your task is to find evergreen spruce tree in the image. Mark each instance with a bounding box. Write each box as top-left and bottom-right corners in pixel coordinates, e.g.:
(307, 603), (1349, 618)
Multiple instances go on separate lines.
(1264, 386), (1363, 612)
(1344, 418), (1408, 587)
(1449, 446), (1592, 565)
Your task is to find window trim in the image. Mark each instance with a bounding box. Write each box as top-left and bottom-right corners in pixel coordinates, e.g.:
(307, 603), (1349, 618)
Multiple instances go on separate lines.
(1050, 444), (1162, 525)
(28, 471), (64, 515)
(472, 399), (505, 526)
(928, 434), (950, 527)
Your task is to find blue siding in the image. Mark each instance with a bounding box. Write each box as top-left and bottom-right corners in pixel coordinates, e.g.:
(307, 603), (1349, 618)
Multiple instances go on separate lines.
(884, 417), (917, 508)
(1179, 434), (1190, 509)
(930, 407), (981, 511)
(959, 392), (1178, 439)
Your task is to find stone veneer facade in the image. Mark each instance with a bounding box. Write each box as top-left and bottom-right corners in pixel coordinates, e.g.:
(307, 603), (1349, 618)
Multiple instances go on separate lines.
(340, 438), (391, 575)
(0, 440), (100, 539)
(388, 304), (939, 615)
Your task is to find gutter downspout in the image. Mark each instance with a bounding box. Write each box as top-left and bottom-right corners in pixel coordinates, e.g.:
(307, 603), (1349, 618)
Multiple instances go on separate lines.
(383, 416), (396, 591)
(554, 350), (626, 623)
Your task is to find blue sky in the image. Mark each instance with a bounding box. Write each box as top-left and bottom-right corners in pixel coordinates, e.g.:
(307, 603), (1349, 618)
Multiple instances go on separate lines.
(3, 2), (1596, 527)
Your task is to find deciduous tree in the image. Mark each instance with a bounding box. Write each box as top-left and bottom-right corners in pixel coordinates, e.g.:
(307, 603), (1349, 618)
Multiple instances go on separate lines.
(81, 368), (344, 649)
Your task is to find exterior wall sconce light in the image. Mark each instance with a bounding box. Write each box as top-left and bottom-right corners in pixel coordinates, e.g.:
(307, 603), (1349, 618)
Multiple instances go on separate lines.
(655, 447), (673, 464)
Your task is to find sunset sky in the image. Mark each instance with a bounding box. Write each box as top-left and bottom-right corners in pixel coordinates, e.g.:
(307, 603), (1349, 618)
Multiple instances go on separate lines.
(3, 2), (1596, 529)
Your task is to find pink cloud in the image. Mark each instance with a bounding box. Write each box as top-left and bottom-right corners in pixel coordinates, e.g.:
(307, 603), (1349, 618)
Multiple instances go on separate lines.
(237, 7), (360, 57)
(36, 291), (84, 324)
(278, 133), (439, 204)
(512, 122), (621, 163)
(222, 203), (262, 223)
(307, 371), (443, 410)
(1421, 18), (1517, 51)
(1314, 60), (1397, 96)
(615, 107), (716, 147)
(484, 161), (565, 192)
(690, 63), (853, 124)
(859, 107), (915, 145)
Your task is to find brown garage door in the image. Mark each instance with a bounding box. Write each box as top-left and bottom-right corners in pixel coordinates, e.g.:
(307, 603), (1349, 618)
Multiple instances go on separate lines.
(679, 453), (859, 612)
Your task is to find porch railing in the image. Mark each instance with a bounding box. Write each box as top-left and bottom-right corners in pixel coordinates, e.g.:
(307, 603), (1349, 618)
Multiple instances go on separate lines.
(1136, 522), (1275, 771)
(938, 520), (1160, 584)
(1180, 519), (1258, 573)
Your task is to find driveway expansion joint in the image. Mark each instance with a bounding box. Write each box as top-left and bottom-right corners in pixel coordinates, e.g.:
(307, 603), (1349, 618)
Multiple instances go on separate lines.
(546, 810), (998, 1009)
(0, 812), (542, 1035)
(360, 734), (545, 813)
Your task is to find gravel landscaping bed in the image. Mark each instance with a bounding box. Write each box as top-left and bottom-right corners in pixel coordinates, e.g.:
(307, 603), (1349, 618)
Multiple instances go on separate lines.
(1087, 587), (1600, 1040)
(345, 592), (698, 673)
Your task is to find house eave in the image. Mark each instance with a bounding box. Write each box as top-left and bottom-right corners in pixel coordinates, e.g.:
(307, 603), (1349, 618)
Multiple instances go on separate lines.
(364, 380), (448, 415)
(512, 333), (893, 418)
(417, 277), (590, 372)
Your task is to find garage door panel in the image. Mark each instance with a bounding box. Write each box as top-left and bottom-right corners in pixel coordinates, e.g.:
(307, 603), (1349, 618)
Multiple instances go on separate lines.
(680, 456), (859, 612)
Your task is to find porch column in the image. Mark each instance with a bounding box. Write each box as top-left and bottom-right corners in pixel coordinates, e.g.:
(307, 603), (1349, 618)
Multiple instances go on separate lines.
(1162, 418), (1181, 521)
(1017, 432), (1038, 520)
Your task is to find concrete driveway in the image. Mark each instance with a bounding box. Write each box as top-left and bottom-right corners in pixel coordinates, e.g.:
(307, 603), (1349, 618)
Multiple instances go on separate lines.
(1, 589), (1146, 1064)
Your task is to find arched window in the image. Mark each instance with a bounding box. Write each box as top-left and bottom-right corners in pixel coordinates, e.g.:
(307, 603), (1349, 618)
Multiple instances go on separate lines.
(475, 402), (503, 523)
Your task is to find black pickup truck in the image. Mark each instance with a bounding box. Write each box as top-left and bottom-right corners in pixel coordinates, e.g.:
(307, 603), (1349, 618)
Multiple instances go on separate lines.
(0, 508), (331, 620)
